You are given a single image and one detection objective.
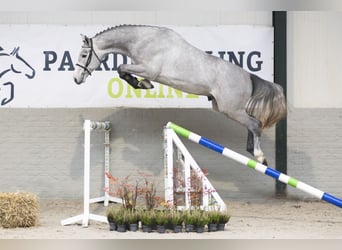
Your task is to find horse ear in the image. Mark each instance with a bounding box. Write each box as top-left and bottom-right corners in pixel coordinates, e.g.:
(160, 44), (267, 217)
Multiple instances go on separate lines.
(0, 46), (3, 51)
(81, 34), (90, 45)
(10, 47), (20, 55)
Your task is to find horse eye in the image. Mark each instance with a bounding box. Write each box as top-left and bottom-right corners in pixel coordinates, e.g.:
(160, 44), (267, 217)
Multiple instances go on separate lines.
(81, 54), (87, 58)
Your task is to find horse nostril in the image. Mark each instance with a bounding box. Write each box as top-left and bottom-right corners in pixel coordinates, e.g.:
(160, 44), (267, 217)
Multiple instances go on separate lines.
(74, 77), (81, 84)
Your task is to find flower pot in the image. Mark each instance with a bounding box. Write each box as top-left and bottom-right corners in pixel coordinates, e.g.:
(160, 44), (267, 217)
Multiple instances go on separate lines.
(166, 222), (173, 230)
(173, 225), (182, 233)
(217, 223), (226, 231)
(109, 222), (116, 231)
(196, 226), (205, 233)
(142, 225), (152, 233)
(185, 224), (195, 233)
(208, 223), (217, 232)
(117, 224), (127, 232)
(129, 223), (139, 232)
(157, 225), (166, 234)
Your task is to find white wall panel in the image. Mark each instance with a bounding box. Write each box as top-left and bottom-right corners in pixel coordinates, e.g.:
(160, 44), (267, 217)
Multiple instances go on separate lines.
(0, 11), (271, 26)
(288, 11), (342, 108)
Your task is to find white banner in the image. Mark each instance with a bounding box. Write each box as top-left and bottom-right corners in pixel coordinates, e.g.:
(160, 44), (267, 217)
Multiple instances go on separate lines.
(0, 25), (273, 108)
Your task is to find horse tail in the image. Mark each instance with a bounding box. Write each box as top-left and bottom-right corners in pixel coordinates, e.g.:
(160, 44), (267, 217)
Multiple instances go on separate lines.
(245, 74), (287, 129)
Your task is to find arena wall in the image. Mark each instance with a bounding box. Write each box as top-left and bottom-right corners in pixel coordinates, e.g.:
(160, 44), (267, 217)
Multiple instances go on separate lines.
(1, 10), (342, 204)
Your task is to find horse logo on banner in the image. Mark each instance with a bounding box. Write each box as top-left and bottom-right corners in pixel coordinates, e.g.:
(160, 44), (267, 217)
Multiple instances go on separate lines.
(0, 46), (36, 106)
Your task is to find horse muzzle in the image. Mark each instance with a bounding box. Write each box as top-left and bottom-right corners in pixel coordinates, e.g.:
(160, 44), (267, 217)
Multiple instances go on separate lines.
(74, 77), (84, 85)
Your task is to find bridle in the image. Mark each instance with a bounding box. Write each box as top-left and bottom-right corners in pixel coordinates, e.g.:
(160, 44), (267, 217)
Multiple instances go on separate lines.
(75, 38), (101, 76)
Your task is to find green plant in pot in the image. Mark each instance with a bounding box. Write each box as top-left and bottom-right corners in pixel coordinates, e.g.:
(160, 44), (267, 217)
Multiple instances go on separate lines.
(218, 210), (231, 231)
(114, 209), (128, 232)
(207, 210), (221, 232)
(140, 210), (156, 233)
(126, 209), (140, 232)
(193, 209), (209, 233)
(183, 210), (196, 232)
(106, 207), (117, 231)
(170, 210), (183, 233)
(155, 210), (168, 233)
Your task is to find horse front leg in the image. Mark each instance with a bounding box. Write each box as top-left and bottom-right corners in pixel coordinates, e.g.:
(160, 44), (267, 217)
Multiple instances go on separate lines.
(118, 64), (154, 89)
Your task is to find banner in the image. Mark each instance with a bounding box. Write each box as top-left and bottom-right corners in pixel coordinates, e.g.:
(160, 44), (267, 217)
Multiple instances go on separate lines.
(0, 25), (273, 108)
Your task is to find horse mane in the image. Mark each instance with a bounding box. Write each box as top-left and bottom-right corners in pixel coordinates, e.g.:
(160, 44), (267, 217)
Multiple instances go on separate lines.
(93, 24), (151, 38)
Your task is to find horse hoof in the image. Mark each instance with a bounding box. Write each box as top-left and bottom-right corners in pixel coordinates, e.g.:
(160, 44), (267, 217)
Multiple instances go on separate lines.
(138, 79), (154, 89)
(262, 159), (268, 166)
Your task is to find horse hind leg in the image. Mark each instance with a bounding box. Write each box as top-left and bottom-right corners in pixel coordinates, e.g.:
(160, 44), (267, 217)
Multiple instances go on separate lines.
(246, 130), (254, 155)
(246, 129), (268, 165)
(252, 132), (268, 166)
(232, 111), (268, 165)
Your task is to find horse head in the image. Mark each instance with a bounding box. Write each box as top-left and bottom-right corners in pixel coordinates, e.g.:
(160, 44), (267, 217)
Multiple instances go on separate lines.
(0, 46), (35, 79)
(9, 47), (36, 79)
(73, 35), (102, 84)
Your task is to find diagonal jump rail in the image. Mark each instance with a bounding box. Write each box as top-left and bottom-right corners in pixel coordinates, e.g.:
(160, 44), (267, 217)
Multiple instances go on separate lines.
(166, 122), (342, 209)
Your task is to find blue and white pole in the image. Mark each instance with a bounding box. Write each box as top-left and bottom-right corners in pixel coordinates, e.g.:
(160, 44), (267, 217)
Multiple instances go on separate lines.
(166, 122), (342, 209)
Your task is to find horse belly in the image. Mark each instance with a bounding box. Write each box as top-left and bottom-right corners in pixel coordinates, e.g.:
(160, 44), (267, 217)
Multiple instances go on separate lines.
(156, 73), (212, 96)
(155, 55), (216, 96)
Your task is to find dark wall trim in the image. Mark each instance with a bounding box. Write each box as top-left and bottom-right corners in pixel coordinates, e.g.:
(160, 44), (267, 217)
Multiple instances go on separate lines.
(273, 11), (287, 195)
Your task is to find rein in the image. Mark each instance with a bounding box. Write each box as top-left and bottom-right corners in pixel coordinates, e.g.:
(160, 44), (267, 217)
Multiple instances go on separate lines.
(76, 38), (101, 76)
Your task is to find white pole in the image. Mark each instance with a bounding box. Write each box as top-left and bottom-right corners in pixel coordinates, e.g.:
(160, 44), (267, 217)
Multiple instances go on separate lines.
(82, 120), (91, 227)
(104, 130), (110, 206)
(164, 127), (174, 208)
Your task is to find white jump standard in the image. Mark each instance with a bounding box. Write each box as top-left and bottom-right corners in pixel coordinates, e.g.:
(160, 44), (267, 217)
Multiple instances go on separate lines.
(164, 127), (227, 211)
(166, 122), (342, 209)
(61, 120), (121, 227)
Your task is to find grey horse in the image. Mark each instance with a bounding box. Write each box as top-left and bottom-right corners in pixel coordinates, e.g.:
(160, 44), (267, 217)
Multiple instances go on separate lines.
(73, 25), (286, 165)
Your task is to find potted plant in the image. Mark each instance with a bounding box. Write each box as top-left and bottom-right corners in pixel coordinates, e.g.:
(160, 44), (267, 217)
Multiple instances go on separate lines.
(140, 210), (156, 233)
(183, 210), (196, 232)
(126, 209), (140, 232)
(106, 207), (117, 231)
(169, 210), (183, 233)
(193, 210), (209, 233)
(155, 210), (169, 233)
(207, 210), (221, 232)
(114, 209), (128, 232)
(217, 210), (231, 231)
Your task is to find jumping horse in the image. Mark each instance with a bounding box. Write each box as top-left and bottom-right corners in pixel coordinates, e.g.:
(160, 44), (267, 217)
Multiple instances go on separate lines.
(73, 25), (286, 165)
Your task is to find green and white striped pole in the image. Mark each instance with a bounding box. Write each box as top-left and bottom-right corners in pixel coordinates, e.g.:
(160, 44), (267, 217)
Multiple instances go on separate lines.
(166, 122), (342, 209)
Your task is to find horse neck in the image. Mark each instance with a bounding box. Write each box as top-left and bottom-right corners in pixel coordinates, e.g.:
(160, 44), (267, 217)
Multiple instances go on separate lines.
(0, 56), (11, 77)
(0, 54), (10, 67)
(93, 28), (136, 57)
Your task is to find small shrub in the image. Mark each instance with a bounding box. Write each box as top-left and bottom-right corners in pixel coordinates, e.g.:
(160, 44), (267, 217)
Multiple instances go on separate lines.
(126, 209), (140, 224)
(155, 210), (169, 226)
(192, 209), (209, 228)
(183, 210), (196, 225)
(140, 209), (156, 226)
(207, 210), (221, 225)
(169, 210), (183, 226)
(106, 207), (127, 225)
(218, 210), (231, 224)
